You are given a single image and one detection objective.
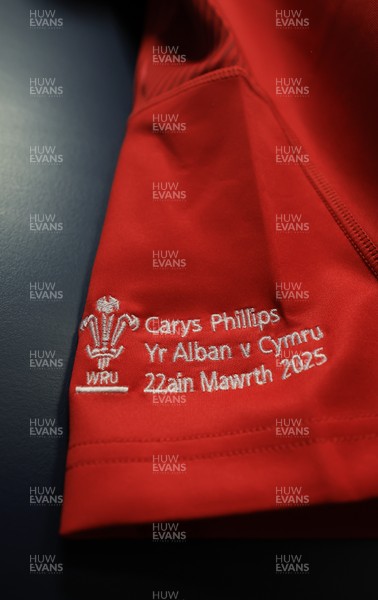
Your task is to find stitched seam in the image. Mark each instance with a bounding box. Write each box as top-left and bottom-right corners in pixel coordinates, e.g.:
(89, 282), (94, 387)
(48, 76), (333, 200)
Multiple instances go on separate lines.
(236, 76), (378, 280)
(68, 413), (378, 449)
(136, 0), (243, 101)
(129, 66), (251, 120)
(304, 183), (378, 278)
(242, 73), (378, 281)
(66, 433), (378, 471)
(208, 0), (378, 279)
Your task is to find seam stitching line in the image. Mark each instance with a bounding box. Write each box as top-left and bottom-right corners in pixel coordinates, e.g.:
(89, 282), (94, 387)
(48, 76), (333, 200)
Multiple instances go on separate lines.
(68, 413), (378, 449)
(66, 433), (378, 471)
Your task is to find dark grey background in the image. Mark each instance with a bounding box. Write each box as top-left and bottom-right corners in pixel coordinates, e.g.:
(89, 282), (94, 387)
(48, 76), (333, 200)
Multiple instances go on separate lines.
(0, 1), (376, 598)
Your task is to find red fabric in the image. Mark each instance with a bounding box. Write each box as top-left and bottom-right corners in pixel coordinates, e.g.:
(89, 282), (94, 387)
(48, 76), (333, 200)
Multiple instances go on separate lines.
(60, 0), (378, 536)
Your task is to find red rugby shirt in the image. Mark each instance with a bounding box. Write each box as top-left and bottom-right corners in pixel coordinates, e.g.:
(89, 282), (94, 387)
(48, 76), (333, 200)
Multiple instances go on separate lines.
(60, 0), (378, 536)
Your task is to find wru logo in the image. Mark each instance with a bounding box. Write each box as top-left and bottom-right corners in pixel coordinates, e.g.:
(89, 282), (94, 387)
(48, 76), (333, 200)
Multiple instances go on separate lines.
(80, 296), (139, 370)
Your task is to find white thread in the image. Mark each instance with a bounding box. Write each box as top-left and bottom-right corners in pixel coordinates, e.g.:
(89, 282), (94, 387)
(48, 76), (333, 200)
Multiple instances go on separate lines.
(258, 326), (324, 357)
(210, 308), (280, 333)
(172, 341), (232, 363)
(75, 386), (128, 393)
(144, 317), (202, 337)
(200, 366), (273, 392)
(79, 296), (139, 370)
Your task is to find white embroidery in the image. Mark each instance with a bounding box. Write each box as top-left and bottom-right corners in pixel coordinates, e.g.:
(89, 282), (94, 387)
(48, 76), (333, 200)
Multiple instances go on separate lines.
(80, 296), (139, 370)
(76, 296), (139, 394)
(75, 302), (329, 396)
(200, 366), (273, 392)
(239, 343), (251, 358)
(144, 372), (194, 394)
(258, 326), (324, 357)
(172, 341), (232, 363)
(75, 386), (129, 393)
